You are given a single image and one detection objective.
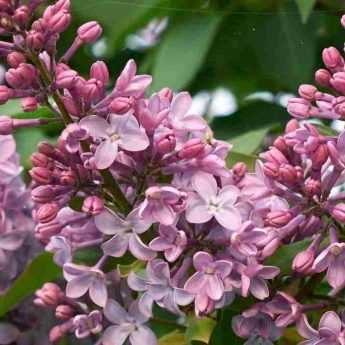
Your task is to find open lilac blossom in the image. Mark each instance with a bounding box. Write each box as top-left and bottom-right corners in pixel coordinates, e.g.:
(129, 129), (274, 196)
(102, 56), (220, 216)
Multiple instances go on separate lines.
(73, 310), (103, 339)
(45, 235), (72, 266)
(128, 259), (193, 317)
(63, 263), (107, 307)
(80, 112), (149, 169)
(186, 172), (242, 230)
(95, 208), (155, 260)
(102, 300), (157, 345)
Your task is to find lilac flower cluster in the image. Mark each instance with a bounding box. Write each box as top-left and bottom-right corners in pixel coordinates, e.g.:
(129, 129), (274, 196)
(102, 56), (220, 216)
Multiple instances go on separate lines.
(2, 1), (345, 344)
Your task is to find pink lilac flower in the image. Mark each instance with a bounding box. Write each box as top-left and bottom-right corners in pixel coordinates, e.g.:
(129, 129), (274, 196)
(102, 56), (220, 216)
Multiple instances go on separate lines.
(102, 300), (157, 345)
(186, 172), (242, 230)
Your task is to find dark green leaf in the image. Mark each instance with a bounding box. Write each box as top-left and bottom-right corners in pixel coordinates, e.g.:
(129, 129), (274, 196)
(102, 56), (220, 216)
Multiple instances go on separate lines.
(159, 330), (187, 345)
(227, 151), (257, 171)
(211, 101), (289, 154)
(266, 239), (311, 275)
(295, 0), (317, 23)
(0, 252), (61, 317)
(185, 316), (216, 344)
(151, 15), (222, 92)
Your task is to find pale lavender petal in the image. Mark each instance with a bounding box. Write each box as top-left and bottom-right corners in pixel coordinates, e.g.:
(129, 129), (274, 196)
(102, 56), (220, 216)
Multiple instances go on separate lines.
(125, 75), (152, 96)
(174, 288), (194, 306)
(296, 315), (318, 340)
(149, 237), (172, 251)
(138, 292), (154, 318)
(206, 275), (224, 300)
(215, 205), (242, 230)
(129, 325), (157, 345)
(79, 115), (109, 139)
(104, 299), (128, 324)
(319, 311), (342, 334)
(192, 172), (217, 201)
(327, 256), (345, 289)
(127, 272), (147, 291)
(214, 260), (233, 279)
(171, 92), (192, 119)
(0, 136), (16, 163)
(185, 196), (212, 224)
(259, 266), (280, 279)
(179, 114), (206, 131)
(217, 185), (240, 205)
(127, 208), (152, 234)
(184, 272), (206, 293)
(90, 277), (108, 307)
(95, 210), (128, 235)
(102, 325), (131, 345)
(129, 234), (156, 261)
(94, 139), (118, 169)
(0, 232), (25, 250)
(250, 277), (269, 300)
(312, 248), (332, 273)
(66, 274), (92, 299)
(193, 251), (213, 271)
(0, 323), (20, 345)
(101, 234), (129, 257)
(165, 245), (183, 262)
(152, 205), (176, 226)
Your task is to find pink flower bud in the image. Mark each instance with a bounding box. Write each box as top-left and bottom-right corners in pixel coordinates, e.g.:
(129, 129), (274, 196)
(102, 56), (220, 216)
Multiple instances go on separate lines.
(304, 179), (321, 196)
(61, 96), (80, 116)
(6, 63), (37, 89)
(157, 133), (176, 155)
(109, 97), (133, 114)
(35, 283), (63, 306)
(266, 211), (292, 227)
(298, 84), (317, 101)
(315, 68), (331, 87)
(292, 249), (315, 274)
(0, 116), (13, 134)
(82, 78), (103, 102)
(21, 97), (38, 112)
(0, 0), (11, 11)
(331, 203), (345, 223)
(38, 141), (56, 156)
(331, 72), (345, 94)
(322, 47), (344, 70)
(13, 5), (29, 26)
(6, 52), (26, 68)
(82, 196), (104, 215)
(273, 136), (288, 152)
(285, 119), (299, 133)
(90, 61), (109, 85)
(49, 10), (71, 34)
(30, 167), (52, 184)
(279, 164), (298, 184)
(32, 185), (55, 203)
(263, 162), (279, 178)
(37, 203), (60, 223)
(232, 162), (247, 178)
(55, 69), (78, 89)
(49, 324), (72, 343)
(26, 30), (45, 51)
(342, 15), (345, 29)
(77, 21), (102, 43)
(287, 97), (311, 119)
(310, 144), (328, 168)
(158, 87), (173, 102)
(55, 305), (74, 320)
(31, 152), (50, 167)
(178, 138), (205, 159)
(60, 170), (77, 186)
(0, 85), (13, 104)
(35, 221), (63, 242)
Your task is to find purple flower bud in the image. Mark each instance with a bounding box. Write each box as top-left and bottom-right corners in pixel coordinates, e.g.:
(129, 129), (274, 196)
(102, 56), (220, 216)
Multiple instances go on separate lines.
(266, 211), (292, 227)
(31, 152), (50, 167)
(304, 179), (321, 196)
(90, 60), (109, 85)
(77, 21), (102, 43)
(55, 69), (78, 89)
(13, 5), (29, 26)
(21, 96), (38, 112)
(279, 164), (298, 184)
(55, 305), (75, 320)
(82, 196), (104, 215)
(233, 162), (247, 178)
(156, 132), (176, 155)
(6, 52), (26, 68)
(30, 167), (52, 184)
(35, 220), (63, 242)
(0, 116), (14, 134)
(60, 169), (77, 186)
(26, 30), (45, 51)
(331, 203), (345, 223)
(109, 96), (133, 114)
(310, 144), (328, 168)
(287, 97), (311, 119)
(32, 185), (55, 203)
(315, 68), (331, 87)
(178, 138), (205, 159)
(293, 248), (315, 273)
(322, 47), (344, 70)
(36, 203), (60, 223)
(331, 72), (345, 94)
(48, 10), (71, 34)
(298, 84), (317, 100)
(35, 283), (64, 306)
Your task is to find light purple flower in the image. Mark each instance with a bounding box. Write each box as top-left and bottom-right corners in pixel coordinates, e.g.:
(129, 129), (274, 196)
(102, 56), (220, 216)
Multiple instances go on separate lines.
(73, 310), (103, 339)
(45, 235), (72, 266)
(139, 186), (187, 226)
(0, 323), (20, 345)
(186, 172), (242, 230)
(169, 92), (206, 132)
(238, 257), (279, 300)
(95, 207), (155, 261)
(102, 299), (157, 345)
(149, 225), (187, 262)
(297, 312), (344, 345)
(313, 242), (345, 290)
(80, 112), (149, 169)
(63, 262), (107, 307)
(184, 252), (233, 315)
(128, 259), (193, 317)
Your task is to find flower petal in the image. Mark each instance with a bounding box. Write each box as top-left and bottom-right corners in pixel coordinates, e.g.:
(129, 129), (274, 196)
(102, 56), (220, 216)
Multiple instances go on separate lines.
(192, 172), (217, 201)
(101, 234), (129, 257)
(94, 139), (118, 169)
(90, 277), (108, 307)
(215, 205), (242, 230)
(104, 299), (128, 324)
(79, 115), (109, 139)
(95, 209), (128, 235)
(102, 325), (131, 345)
(129, 325), (157, 345)
(129, 234), (156, 261)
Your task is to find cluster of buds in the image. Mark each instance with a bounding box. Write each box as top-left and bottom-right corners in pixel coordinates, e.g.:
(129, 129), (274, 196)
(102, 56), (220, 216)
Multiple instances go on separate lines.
(3, 1), (345, 345)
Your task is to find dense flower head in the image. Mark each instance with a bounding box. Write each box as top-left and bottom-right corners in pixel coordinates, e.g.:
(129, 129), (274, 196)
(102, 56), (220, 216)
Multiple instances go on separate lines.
(3, 1), (345, 344)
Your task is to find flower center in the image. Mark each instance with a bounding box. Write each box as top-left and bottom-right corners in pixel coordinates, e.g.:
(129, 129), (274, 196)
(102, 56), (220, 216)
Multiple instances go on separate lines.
(330, 245), (343, 256)
(110, 132), (120, 142)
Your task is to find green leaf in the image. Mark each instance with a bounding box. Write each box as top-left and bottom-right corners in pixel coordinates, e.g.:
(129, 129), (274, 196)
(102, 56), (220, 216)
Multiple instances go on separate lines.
(266, 239), (311, 275)
(186, 317), (216, 344)
(151, 15), (222, 92)
(118, 260), (145, 277)
(0, 252), (61, 317)
(295, 0), (317, 23)
(211, 101), (289, 154)
(227, 151), (257, 171)
(159, 330), (187, 345)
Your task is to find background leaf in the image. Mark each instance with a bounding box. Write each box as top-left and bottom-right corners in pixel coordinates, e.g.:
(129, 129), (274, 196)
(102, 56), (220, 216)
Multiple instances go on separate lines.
(0, 253), (61, 317)
(185, 317), (216, 344)
(296, 0), (317, 23)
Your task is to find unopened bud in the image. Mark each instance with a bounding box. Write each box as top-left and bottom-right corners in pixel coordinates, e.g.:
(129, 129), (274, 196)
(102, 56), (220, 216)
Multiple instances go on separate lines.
(55, 69), (78, 89)
(266, 211), (292, 227)
(37, 203), (60, 223)
(49, 10), (71, 34)
(322, 47), (344, 70)
(156, 133), (176, 155)
(158, 87), (173, 102)
(35, 283), (63, 306)
(77, 21), (102, 43)
(293, 249), (315, 274)
(298, 84), (317, 101)
(31, 152), (50, 167)
(90, 61), (109, 85)
(178, 138), (205, 159)
(60, 170), (77, 186)
(232, 162), (247, 178)
(331, 203), (345, 223)
(13, 5), (29, 26)
(7, 52), (26, 68)
(331, 72), (345, 95)
(315, 68), (331, 87)
(287, 98), (311, 119)
(110, 97), (133, 114)
(32, 185), (55, 203)
(30, 167), (52, 184)
(0, 116), (13, 134)
(21, 97), (38, 112)
(26, 30), (45, 51)
(55, 305), (75, 320)
(304, 179), (321, 196)
(82, 196), (104, 215)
